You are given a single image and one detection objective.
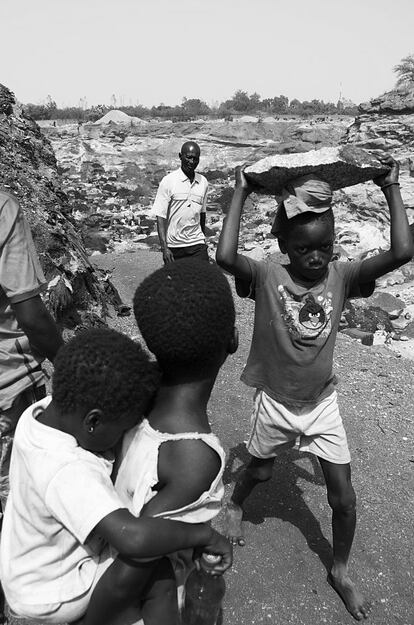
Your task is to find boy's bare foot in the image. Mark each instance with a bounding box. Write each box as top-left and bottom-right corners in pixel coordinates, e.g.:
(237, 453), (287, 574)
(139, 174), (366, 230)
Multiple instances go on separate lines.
(224, 502), (245, 546)
(327, 572), (371, 621)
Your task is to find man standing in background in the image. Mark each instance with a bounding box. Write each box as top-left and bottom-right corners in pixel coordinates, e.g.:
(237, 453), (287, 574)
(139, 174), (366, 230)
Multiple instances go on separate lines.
(0, 190), (63, 509)
(152, 141), (209, 263)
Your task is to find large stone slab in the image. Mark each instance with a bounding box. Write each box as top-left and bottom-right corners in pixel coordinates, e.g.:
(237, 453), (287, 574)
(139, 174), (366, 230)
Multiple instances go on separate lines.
(244, 146), (388, 193)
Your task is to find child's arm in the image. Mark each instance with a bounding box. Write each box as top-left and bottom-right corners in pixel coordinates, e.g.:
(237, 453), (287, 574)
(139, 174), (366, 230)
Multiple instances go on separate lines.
(93, 509), (231, 574)
(216, 165), (255, 282)
(358, 155), (414, 284)
(139, 438), (221, 518)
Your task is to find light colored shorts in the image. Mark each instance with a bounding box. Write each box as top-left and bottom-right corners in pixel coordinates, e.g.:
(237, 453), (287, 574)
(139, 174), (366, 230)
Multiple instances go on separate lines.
(246, 390), (351, 465)
(8, 548), (134, 624)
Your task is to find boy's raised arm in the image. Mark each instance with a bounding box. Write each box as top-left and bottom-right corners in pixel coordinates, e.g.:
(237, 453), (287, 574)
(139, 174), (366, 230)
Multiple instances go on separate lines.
(94, 509), (232, 574)
(358, 155), (414, 285)
(216, 166), (254, 282)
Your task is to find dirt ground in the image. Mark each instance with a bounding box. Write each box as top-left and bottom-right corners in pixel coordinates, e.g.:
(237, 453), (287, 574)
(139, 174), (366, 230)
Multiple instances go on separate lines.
(90, 249), (414, 625)
(8, 248), (414, 625)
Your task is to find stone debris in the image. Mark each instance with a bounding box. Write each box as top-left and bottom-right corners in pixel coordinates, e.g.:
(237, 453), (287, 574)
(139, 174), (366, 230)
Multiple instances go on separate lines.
(94, 109), (147, 125)
(244, 146), (388, 193)
(341, 328), (374, 346)
(38, 97), (414, 359)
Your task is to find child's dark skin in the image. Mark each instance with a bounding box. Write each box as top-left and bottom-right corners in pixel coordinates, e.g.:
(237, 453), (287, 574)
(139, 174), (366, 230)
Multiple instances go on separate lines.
(85, 334), (239, 624)
(216, 156), (413, 621)
(37, 399), (232, 625)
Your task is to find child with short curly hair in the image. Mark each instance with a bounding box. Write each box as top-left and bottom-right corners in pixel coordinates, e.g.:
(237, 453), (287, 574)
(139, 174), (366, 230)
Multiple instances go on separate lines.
(0, 328), (232, 625)
(110, 259), (238, 613)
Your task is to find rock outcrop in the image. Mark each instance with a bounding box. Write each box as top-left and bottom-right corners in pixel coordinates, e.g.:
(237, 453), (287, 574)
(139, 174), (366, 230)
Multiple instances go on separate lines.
(358, 86), (414, 115)
(0, 84), (124, 330)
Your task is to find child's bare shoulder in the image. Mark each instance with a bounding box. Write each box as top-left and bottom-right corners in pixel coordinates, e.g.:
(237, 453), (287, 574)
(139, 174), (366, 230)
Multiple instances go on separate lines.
(158, 437), (222, 491)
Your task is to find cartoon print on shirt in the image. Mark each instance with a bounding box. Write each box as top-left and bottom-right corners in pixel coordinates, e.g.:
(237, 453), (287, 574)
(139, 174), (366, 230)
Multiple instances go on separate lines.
(278, 285), (333, 339)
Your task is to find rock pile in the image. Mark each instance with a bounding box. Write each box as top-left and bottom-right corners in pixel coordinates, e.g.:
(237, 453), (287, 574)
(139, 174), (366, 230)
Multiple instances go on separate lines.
(94, 109), (147, 126)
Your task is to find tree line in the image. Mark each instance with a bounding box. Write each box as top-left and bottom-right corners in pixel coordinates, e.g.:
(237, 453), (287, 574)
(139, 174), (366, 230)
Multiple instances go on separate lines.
(23, 90), (358, 122)
(23, 53), (414, 122)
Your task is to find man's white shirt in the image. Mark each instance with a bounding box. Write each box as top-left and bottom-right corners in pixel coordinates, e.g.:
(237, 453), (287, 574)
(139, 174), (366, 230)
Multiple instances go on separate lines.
(151, 168), (208, 247)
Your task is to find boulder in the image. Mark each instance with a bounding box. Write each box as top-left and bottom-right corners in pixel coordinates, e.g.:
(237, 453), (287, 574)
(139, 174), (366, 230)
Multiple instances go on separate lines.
(244, 146), (388, 194)
(365, 291), (406, 313)
(343, 302), (393, 333)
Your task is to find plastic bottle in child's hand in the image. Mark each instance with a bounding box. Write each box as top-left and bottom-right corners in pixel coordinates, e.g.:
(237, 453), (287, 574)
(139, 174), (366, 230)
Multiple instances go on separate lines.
(182, 553), (226, 625)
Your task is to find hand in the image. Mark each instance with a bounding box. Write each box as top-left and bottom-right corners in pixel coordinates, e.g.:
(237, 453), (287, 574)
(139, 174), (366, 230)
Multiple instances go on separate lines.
(162, 247), (175, 264)
(234, 164), (252, 194)
(194, 529), (233, 575)
(373, 154), (399, 188)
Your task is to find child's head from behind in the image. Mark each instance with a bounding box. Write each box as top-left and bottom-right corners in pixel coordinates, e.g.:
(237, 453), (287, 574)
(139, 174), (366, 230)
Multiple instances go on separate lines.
(272, 175), (335, 282)
(52, 328), (159, 452)
(133, 260), (237, 379)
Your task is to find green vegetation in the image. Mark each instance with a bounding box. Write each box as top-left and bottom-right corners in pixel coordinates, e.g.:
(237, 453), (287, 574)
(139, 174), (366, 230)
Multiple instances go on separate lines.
(394, 53), (414, 88)
(23, 90), (358, 122)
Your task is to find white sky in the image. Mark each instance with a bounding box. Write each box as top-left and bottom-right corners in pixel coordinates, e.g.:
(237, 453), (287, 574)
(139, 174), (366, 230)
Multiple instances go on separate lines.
(2, 0), (413, 108)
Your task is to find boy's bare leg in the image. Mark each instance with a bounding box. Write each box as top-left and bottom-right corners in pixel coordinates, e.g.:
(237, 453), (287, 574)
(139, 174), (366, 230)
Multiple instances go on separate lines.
(319, 459), (371, 621)
(225, 456), (274, 546)
(82, 556), (178, 625)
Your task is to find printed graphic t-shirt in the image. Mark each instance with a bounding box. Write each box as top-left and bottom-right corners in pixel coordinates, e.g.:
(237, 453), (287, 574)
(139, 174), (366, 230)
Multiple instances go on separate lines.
(240, 259), (374, 407)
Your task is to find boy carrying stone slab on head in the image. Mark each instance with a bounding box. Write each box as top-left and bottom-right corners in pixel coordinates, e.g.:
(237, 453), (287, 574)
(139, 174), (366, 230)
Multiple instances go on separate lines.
(216, 154), (413, 621)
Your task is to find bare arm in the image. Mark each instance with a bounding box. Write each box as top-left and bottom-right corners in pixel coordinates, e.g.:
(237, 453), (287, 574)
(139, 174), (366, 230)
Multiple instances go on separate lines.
(216, 166), (253, 283)
(358, 156), (414, 285)
(140, 439), (220, 517)
(94, 509), (232, 574)
(156, 216), (174, 264)
(200, 212), (206, 236)
(12, 295), (63, 362)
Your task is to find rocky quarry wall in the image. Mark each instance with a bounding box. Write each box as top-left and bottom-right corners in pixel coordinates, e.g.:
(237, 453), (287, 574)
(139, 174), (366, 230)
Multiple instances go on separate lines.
(0, 84), (126, 333)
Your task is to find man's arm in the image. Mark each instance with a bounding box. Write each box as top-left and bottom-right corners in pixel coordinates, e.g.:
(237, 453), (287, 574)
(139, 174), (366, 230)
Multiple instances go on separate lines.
(200, 182), (209, 236)
(216, 166), (253, 283)
(156, 216), (174, 264)
(11, 295), (63, 362)
(94, 509), (232, 574)
(358, 155), (414, 285)
(200, 212), (206, 236)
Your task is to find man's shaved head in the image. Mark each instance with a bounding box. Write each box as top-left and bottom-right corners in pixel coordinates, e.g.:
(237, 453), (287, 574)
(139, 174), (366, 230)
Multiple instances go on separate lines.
(179, 141), (201, 180)
(180, 141), (200, 156)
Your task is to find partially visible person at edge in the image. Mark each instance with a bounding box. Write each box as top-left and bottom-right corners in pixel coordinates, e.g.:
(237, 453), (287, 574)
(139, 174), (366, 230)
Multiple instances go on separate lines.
(216, 155), (413, 622)
(0, 189), (63, 510)
(152, 141), (210, 264)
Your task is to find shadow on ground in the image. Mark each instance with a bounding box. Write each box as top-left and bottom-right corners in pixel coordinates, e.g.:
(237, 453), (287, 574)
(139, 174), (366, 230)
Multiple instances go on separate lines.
(224, 445), (333, 573)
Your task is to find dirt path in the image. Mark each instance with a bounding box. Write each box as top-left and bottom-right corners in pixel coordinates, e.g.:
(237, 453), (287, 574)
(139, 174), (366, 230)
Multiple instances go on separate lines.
(91, 249), (414, 625)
